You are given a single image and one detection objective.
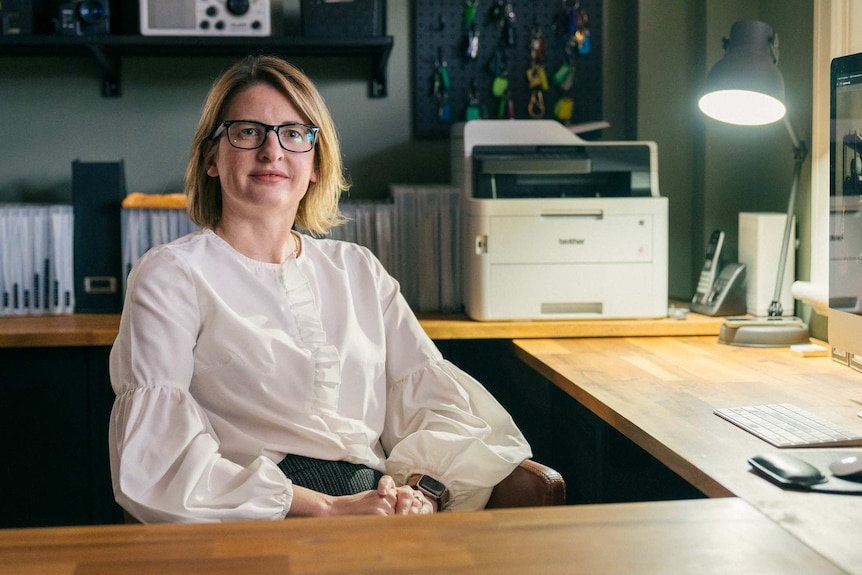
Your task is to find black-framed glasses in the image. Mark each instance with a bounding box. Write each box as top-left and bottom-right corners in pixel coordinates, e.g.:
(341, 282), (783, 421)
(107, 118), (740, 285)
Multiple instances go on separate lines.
(212, 120), (319, 153)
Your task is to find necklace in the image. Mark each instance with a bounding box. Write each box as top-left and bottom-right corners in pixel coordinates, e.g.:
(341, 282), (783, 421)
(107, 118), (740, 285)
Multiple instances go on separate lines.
(291, 230), (303, 258)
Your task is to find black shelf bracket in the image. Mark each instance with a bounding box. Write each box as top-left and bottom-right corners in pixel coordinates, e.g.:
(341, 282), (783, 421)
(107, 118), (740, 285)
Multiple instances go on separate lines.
(86, 43), (121, 97)
(370, 41), (392, 98)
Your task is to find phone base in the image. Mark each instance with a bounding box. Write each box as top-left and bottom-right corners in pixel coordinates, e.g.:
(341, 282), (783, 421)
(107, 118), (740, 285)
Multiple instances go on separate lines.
(718, 316), (810, 347)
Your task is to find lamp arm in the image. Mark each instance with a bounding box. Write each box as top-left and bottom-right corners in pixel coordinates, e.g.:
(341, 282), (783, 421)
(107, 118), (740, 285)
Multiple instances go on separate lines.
(767, 117), (809, 317)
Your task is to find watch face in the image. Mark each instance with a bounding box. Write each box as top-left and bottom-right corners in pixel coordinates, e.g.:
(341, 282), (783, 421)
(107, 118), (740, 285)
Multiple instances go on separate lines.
(418, 475), (446, 496)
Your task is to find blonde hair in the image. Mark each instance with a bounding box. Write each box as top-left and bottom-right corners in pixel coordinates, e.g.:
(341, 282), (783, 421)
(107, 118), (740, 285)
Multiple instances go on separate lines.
(185, 55), (349, 235)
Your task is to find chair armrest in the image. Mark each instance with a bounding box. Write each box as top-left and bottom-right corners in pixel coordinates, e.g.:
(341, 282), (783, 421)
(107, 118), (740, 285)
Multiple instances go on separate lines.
(485, 459), (566, 509)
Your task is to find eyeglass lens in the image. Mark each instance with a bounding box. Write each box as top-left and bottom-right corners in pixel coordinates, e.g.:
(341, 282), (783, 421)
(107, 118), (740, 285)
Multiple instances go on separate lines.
(226, 121), (317, 152)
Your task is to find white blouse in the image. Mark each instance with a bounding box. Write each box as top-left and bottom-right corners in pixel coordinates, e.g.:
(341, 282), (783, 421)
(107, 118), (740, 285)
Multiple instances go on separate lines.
(109, 229), (531, 523)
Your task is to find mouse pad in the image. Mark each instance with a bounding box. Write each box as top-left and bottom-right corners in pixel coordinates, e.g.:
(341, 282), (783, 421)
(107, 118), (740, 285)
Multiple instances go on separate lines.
(751, 449), (862, 494)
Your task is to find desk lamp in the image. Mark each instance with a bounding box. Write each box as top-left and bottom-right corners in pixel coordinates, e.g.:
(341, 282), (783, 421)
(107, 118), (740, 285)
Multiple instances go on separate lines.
(698, 20), (810, 347)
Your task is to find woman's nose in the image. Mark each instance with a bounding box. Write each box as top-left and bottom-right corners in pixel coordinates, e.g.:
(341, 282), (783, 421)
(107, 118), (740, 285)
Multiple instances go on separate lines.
(259, 130), (284, 160)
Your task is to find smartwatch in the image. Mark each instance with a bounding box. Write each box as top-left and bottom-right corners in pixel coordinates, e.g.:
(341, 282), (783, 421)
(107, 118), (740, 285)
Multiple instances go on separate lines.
(407, 474), (450, 511)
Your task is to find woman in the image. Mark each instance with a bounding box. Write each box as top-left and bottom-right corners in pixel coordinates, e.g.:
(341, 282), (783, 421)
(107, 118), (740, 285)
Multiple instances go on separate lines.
(109, 54), (531, 523)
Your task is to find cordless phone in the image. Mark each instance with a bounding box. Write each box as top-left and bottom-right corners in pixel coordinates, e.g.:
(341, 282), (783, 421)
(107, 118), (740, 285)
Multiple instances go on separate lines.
(690, 229), (747, 317)
(693, 230), (725, 306)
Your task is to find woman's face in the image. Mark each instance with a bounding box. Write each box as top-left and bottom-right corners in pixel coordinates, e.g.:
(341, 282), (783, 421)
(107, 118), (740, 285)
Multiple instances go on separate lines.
(207, 82), (318, 224)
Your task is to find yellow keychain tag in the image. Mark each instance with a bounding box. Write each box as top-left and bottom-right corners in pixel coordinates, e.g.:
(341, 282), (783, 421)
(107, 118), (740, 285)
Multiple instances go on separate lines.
(537, 66), (549, 91)
(554, 97), (574, 122)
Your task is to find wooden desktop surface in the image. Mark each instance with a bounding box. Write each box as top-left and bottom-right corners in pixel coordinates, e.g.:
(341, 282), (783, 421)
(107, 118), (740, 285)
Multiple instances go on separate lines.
(0, 499), (844, 575)
(513, 335), (862, 575)
(5, 316), (859, 573)
(0, 309), (724, 347)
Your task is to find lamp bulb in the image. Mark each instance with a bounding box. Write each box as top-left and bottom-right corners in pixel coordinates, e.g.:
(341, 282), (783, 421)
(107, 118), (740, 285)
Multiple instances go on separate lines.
(698, 89), (786, 125)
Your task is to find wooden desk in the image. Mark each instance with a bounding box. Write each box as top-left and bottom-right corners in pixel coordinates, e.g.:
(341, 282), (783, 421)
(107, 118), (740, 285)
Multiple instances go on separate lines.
(0, 309), (724, 347)
(0, 499), (844, 575)
(514, 336), (862, 575)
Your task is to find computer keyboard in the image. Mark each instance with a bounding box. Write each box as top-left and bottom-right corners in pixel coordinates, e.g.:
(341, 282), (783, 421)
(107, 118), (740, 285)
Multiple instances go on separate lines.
(714, 403), (862, 448)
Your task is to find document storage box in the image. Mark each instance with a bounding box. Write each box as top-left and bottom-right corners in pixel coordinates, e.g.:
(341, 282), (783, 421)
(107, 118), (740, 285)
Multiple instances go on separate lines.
(300, 0), (385, 38)
(72, 159), (125, 313)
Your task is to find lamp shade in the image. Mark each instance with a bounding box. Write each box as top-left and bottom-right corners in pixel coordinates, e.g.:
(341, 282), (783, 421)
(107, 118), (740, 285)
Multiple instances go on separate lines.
(698, 20), (786, 126)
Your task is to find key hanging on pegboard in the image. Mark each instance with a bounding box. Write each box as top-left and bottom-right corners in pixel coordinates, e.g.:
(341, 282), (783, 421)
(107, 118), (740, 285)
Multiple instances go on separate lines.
(413, 0), (603, 139)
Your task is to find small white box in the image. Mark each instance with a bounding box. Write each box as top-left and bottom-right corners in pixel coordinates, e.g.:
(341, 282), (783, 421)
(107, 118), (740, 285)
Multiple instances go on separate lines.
(738, 212), (795, 316)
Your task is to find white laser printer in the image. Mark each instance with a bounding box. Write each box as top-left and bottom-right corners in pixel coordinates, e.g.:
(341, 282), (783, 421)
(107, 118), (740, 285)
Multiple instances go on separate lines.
(452, 120), (668, 321)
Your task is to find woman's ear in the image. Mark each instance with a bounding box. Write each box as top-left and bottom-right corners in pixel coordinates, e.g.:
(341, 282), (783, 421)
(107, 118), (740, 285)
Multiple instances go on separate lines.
(204, 142), (218, 177)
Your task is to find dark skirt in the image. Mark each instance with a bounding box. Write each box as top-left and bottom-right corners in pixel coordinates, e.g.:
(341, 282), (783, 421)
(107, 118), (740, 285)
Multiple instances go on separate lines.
(277, 454), (384, 496)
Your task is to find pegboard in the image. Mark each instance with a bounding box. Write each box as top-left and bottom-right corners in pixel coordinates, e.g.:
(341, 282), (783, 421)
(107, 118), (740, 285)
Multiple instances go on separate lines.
(414, 0), (603, 138)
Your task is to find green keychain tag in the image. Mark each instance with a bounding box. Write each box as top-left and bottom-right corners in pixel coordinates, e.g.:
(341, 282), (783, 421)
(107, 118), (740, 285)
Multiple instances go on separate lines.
(464, 0), (478, 26)
(439, 65), (450, 91)
(553, 63), (571, 85)
(492, 75), (509, 98)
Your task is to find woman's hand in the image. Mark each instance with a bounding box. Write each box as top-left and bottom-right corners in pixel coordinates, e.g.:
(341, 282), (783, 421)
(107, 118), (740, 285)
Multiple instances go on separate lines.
(287, 475), (435, 517)
(381, 476), (436, 515)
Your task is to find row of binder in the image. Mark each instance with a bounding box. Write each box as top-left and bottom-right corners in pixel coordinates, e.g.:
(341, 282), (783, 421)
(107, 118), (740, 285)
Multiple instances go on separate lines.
(330, 188), (463, 312)
(119, 186), (464, 313)
(121, 208), (199, 293)
(0, 204), (75, 316)
(391, 185), (462, 313)
(330, 200), (396, 274)
(0, 187), (464, 317)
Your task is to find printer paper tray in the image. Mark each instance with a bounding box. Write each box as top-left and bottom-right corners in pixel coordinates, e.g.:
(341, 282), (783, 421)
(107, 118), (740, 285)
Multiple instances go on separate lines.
(467, 262), (666, 321)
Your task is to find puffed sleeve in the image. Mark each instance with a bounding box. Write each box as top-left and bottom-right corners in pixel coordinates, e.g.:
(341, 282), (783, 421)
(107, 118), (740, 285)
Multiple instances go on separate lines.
(376, 264), (532, 511)
(108, 246), (291, 523)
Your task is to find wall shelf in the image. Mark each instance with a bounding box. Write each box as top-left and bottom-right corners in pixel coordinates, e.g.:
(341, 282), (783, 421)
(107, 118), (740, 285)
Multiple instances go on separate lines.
(0, 35), (394, 98)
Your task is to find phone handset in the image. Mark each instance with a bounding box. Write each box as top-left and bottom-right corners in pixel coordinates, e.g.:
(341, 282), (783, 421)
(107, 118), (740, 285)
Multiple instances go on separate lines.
(693, 229), (725, 305)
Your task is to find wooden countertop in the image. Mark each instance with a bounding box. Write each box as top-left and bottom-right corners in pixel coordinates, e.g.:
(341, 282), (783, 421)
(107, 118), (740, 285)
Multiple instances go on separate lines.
(0, 314), (121, 348)
(513, 335), (862, 575)
(0, 499), (844, 575)
(417, 309), (724, 340)
(0, 308), (724, 347)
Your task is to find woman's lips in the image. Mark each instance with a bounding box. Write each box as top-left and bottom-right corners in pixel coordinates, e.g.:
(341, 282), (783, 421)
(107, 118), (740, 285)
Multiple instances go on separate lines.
(251, 170), (288, 183)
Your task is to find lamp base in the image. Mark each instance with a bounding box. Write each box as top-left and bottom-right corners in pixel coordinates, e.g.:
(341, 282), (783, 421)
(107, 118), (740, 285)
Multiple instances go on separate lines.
(718, 316), (810, 347)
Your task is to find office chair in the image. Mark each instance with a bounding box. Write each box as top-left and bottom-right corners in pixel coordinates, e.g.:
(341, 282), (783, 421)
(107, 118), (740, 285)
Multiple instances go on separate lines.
(485, 459), (566, 508)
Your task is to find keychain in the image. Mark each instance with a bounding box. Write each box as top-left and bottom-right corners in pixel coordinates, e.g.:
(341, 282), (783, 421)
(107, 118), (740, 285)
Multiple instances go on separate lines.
(492, 73), (509, 99)
(463, 0), (478, 26)
(464, 1), (480, 60)
(433, 57), (451, 122)
(465, 83), (483, 121)
(491, 1), (516, 47)
(526, 25), (547, 119)
(553, 62), (574, 90)
(504, 2), (517, 47)
(465, 23), (480, 60)
(554, 96), (574, 123)
(493, 77), (509, 118)
(526, 63), (549, 91)
(528, 90), (545, 119)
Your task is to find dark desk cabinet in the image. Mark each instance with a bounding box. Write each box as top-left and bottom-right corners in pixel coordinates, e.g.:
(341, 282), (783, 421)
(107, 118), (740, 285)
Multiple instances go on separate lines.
(0, 347), (122, 528)
(438, 339), (705, 505)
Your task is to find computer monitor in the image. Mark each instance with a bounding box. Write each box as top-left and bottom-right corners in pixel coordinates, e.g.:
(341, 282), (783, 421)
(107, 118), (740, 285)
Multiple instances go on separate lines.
(829, 52), (862, 371)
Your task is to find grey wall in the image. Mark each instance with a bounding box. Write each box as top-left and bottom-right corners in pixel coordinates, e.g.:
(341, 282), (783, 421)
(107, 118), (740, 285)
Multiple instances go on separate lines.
(632, 0), (812, 300)
(0, 0), (815, 304)
(0, 1), (444, 202)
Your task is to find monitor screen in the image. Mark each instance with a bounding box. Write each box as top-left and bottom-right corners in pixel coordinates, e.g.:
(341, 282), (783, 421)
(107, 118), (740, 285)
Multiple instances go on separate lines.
(829, 52), (862, 370)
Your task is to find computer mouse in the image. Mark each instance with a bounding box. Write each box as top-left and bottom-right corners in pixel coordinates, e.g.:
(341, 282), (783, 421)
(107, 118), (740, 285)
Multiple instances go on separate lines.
(748, 453), (826, 487)
(829, 455), (862, 479)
